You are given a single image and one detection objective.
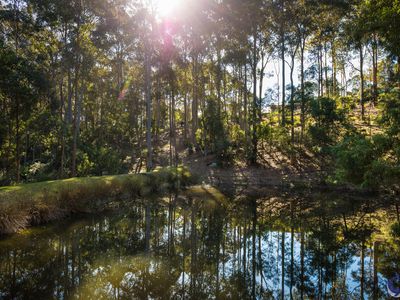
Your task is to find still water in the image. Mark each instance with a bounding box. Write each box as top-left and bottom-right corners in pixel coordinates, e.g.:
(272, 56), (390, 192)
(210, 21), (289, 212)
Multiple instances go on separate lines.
(0, 187), (399, 299)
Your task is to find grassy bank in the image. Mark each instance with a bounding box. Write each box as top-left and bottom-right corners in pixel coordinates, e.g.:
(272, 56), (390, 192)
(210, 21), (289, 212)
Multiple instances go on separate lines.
(0, 166), (193, 235)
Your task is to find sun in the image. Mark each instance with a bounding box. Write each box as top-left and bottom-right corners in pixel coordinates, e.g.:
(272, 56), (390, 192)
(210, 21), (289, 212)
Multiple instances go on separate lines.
(153, 0), (183, 18)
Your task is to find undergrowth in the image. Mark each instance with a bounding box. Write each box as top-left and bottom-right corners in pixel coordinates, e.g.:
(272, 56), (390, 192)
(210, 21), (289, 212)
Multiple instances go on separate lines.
(0, 166), (193, 235)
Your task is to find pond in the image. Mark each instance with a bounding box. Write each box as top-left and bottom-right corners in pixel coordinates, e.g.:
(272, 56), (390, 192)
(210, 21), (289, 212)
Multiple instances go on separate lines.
(0, 186), (399, 299)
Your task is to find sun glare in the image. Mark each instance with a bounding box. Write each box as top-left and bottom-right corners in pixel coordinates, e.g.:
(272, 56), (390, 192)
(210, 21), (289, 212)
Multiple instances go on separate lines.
(154, 0), (183, 18)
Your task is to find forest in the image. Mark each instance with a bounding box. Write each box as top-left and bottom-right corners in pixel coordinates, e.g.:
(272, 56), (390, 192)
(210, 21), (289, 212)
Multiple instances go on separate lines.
(1, 1), (400, 299)
(0, 0), (399, 191)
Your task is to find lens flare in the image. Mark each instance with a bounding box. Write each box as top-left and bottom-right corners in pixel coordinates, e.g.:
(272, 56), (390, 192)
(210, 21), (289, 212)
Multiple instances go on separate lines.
(154, 0), (183, 18)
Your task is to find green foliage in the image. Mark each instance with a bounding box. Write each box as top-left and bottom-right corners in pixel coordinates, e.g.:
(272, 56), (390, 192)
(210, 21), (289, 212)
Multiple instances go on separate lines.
(363, 159), (400, 188)
(363, 0), (400, 57)
(333, 133), (400, 188)
(310, 97), (344, 126)
(258, 120), (272, 146)
(333, 134), (376, 186)
(77, 152), (94, 177)
(380, 89), (400, 137)
(269, 126), (291, 149)
(0, 167), (193, 234)
(78, 145), (126, 176)
(337, 96), (356, 111)
(200, 97), (232, 165)
(22, 162), (52, 182)
(230, 124), (246, 148)
(308, 97), (346, 146)
(0, 0), (399, 193)
(391, 222), (400, 237)
(331, 90), (400, 189)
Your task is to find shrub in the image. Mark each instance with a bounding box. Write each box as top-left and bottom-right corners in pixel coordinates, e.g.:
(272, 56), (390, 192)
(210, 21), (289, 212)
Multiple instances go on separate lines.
(333, 133), (400, 188)
(77, 152), (94, 176)
(333, 134), (376, 185)
(23, 161), (52, 182)
(390, 222), (400, 237)
(308, 97), (346, 146)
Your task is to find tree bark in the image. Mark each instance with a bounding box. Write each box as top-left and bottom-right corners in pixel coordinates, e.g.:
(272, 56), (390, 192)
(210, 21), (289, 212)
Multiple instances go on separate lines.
(300, 38), (306, 142)
(324, 42), (329, 97)
(15, 97), (20, 183)
(290, 44), (299, 144)
(332, 39), (337, 96)
(170, 85), (177, 166)
(71, 1), (82, 177)
(184, 71), (188, 143)
(251, 30), (258, 164)
(372, 35), (378, 104)
(145, 48), (152, 171)
(191, 54), (199, 151)
(244, 63), (249, 146)
(281, 32), (286, 126)
(360, 44), (365, 120)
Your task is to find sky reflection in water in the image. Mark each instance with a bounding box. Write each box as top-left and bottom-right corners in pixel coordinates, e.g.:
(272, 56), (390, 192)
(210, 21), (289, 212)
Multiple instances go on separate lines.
(0, 188), (398, 299)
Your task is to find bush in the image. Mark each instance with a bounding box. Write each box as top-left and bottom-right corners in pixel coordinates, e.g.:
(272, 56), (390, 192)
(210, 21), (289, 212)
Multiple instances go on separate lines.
(77, 152), (94, 176)
(390, 222), (400, 237)
(333, 134), (375, 185)
(308, 97), (346, 146)
(379, 89), (400, 137)
(92, 146), (125, 175)
(22, 161), (53, 182)
(270, 126), (291, 149)
(198, 96), (232, 165)
(333, 134), (400, 188)
(363, 159), (400, 188)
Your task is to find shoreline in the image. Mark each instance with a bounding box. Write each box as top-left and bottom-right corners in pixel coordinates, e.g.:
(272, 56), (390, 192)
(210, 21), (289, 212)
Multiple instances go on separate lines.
(0, 167), (192, 235)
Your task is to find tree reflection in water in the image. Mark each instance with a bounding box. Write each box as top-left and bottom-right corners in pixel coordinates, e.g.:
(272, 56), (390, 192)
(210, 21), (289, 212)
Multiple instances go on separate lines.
(0, 188), (398, 299)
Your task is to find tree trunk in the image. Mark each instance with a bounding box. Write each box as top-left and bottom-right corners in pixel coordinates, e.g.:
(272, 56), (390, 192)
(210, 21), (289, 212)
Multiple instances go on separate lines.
(66, 68), (73, 124)
(192, 54), (199, 151)
(145, 48), (152, 171)
(332, 39), (337, 97)
(216, 35), (222, 117)
(170, 85), (177, 166)
(259, 54), (265, 114)
(71, 2), (82, 177)
(13, 0), (20, 183)
(372, 35), (378, 104)
(360, 44), (365, 120)
(251, 30), (258, 164)
(184, 71), (188, 143)
(281, 32), (286, 126)
(244, 63), (249, 146)
(290, 46), (298, 144)
(59, 79), (65, 179)
(300, 39), (305, 142)
(324, 42), (329, 97)
(318, 46), (323, 97)
(71, 85), (82, 177)
(15, 97), (20, 183)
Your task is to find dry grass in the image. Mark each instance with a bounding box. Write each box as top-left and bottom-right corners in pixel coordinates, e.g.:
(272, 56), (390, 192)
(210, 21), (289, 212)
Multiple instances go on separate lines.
(0, 166), (193, 235)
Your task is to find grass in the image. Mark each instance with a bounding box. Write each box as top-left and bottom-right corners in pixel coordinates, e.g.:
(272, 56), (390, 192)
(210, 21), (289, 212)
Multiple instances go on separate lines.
(0, 166), (193, 235)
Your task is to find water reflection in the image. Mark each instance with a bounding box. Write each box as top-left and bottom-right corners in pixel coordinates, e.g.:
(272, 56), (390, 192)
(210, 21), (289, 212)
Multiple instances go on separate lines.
(0, 188), (398, 299)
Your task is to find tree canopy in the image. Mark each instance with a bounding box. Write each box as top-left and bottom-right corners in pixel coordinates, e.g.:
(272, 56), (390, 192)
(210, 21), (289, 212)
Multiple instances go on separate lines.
(0, 0), (399, 190)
